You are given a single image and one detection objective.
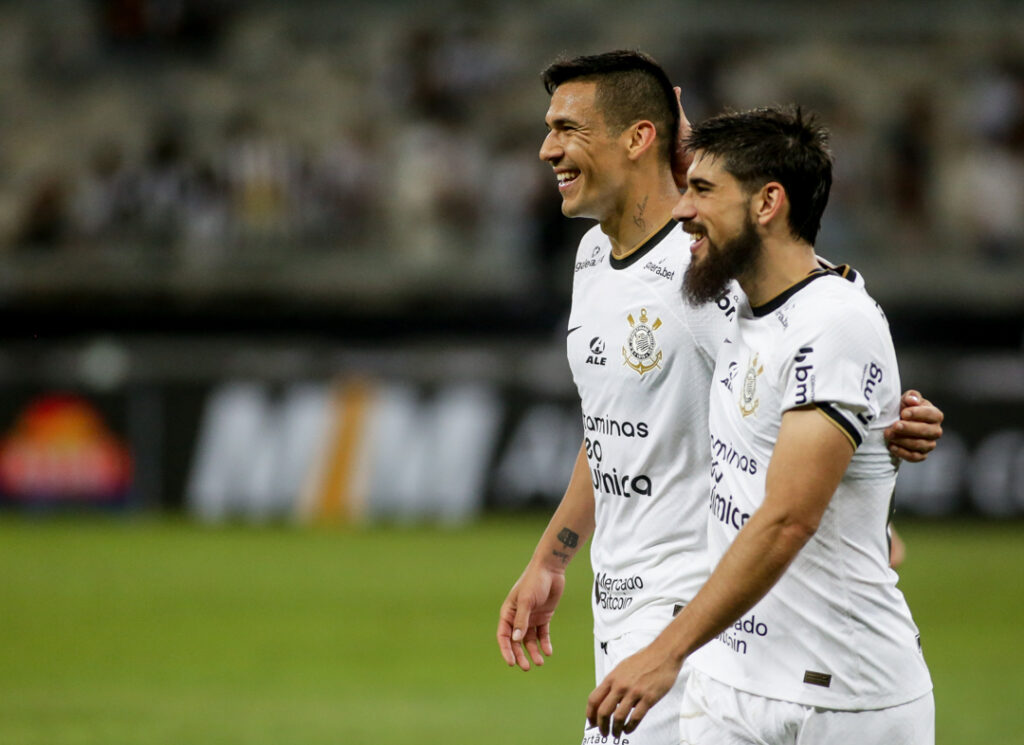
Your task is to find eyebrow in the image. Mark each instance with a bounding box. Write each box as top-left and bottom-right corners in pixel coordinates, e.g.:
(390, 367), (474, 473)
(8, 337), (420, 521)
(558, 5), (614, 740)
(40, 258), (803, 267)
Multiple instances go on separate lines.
(688, 176), (715, 189)
(546, 117), (579, 129)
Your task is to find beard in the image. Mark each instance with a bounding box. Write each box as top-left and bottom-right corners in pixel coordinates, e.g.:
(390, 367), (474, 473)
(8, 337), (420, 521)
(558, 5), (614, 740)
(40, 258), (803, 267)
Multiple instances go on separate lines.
(682, 216), (763, 306)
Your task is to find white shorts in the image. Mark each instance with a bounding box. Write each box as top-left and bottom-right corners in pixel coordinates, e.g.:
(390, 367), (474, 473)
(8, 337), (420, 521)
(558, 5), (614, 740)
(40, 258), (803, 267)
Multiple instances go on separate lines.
(679, 668), (935, 745)
(581, 630), (693, 745)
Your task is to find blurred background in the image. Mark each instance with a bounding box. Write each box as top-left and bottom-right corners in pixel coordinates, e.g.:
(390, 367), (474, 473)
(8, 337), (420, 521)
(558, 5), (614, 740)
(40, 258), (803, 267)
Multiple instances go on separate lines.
(0, 1), (1022, 743)
(0, 0), (1020, 522)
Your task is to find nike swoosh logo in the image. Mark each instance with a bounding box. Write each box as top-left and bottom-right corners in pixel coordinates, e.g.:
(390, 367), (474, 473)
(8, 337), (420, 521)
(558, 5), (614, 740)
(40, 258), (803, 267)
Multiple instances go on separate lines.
(567, 325), (583, 336)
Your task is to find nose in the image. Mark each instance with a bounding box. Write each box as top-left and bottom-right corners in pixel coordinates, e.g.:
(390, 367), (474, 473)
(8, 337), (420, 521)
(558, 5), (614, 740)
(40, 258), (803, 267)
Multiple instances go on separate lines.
(539, 130), (561, 163)
(672, 189), (695, 222)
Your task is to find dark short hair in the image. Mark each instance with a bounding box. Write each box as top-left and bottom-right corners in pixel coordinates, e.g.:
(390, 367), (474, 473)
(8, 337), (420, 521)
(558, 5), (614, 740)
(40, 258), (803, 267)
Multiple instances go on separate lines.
(685, 106), (833, 245)
(541, 50), (679, 164)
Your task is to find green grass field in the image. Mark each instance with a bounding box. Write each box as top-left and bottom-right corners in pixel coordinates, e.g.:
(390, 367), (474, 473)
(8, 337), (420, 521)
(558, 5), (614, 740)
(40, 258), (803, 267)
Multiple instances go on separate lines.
(0, 516), (1021, 745)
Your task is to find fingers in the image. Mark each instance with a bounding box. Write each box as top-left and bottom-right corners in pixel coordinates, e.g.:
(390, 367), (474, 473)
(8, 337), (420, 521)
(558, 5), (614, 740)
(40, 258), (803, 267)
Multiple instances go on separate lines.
(888, 444), (929, 463)
(887, 423), (940, 458)
(888, 424), (940, 446)
(900, 390), (944, 426)
(499, 606), (550, 671)
(671, 86), (694, 190)
(889, 435), (937, 453)
(587, 683), (645, 738)
(886, 413), (942, 463)
(496, 619), (517, 667)
(673, 86), (691, 131)
(901, 389), (923, 406)
(510, 634), (532, 671)
(523, 626), (546, 668)
(902, 404), (944, 426)
(538, 621), (553, 657)
(512, 594), (533, 644)
(623, 699), (651, 735)
(496, 595), (517, 666)
(892, 418), (943, 437)
(586, 680), (610, 733)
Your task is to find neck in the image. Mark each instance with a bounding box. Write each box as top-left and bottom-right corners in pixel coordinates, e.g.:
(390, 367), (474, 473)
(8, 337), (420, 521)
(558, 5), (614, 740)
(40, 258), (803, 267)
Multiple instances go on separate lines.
(602, 170), (679, 259)
(738, 236), (820, 307)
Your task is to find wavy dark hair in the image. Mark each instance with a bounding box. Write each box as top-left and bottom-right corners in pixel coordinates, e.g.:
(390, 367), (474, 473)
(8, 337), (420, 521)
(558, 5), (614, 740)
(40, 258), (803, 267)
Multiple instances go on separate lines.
(685, 106), (833, 245)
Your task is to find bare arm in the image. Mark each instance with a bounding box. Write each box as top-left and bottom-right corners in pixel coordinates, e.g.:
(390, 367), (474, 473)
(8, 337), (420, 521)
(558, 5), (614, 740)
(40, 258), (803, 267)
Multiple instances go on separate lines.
(587, 408), (853, 738)
(497, 440), (595, 671)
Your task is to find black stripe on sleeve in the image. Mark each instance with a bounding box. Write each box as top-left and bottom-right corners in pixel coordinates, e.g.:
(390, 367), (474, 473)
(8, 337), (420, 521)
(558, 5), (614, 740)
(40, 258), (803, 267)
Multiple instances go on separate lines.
(815, 402), (863, 449)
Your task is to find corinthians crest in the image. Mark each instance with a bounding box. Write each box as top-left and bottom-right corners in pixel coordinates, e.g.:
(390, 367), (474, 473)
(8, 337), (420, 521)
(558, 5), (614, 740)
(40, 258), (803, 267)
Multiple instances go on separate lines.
(623, 308), (663, 375)
(740, 353), (764, 417)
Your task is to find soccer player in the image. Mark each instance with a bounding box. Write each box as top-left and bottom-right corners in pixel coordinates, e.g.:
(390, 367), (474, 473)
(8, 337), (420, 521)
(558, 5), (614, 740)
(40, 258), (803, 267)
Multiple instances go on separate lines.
(496, 51), (942, 745)
(586, 106), (933, 744)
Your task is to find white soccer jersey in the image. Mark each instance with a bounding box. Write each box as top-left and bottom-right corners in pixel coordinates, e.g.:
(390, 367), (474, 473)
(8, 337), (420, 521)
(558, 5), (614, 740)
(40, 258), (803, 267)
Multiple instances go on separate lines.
(694, 269), (933, 710)
(567, 220), (732, 640)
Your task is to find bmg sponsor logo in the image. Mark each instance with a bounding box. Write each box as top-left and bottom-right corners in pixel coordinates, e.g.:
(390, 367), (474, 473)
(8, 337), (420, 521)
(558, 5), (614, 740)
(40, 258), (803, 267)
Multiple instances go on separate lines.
(793, 346), (815, 405)
(858, 361), (884, 426)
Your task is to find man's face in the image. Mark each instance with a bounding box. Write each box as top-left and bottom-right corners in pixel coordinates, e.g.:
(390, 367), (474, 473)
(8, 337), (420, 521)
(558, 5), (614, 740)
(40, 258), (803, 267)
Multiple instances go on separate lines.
(539, 81), (629, 221)
(673, 152), (763, 305)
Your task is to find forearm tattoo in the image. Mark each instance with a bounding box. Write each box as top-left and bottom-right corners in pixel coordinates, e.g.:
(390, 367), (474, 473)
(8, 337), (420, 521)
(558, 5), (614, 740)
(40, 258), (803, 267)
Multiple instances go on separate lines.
(553, 527), (579, 566)
(557, 528), (579, 549)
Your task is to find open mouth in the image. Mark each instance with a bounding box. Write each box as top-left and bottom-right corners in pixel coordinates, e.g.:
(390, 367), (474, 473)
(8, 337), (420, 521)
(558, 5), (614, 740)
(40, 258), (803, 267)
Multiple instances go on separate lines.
(556, 170), (580, 191)
(685, 226), (707, 252)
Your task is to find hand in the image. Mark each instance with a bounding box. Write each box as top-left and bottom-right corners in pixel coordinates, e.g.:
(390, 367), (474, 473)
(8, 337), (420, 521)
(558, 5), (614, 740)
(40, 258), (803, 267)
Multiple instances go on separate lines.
(586, 643), (682, 739)
(885, 390), (944, 463)
(497, 565), (565, 671)
(671, 86), (693, 191)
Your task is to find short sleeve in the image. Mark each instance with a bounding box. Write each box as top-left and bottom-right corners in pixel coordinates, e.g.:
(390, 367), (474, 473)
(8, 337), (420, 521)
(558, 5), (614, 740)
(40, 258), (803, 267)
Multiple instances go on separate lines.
(778, 301), (899, 450)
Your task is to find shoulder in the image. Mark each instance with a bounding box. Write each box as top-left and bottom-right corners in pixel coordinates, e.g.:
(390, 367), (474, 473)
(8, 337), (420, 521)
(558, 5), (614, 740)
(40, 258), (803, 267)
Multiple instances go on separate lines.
(814, 255), (866, 290)
(575, 224), (608, 258)
(784, 276), (890, 348)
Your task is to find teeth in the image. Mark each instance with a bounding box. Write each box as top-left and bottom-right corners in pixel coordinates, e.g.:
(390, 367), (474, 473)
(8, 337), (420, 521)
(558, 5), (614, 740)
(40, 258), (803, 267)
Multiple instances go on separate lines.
(556, 171), (579, 184)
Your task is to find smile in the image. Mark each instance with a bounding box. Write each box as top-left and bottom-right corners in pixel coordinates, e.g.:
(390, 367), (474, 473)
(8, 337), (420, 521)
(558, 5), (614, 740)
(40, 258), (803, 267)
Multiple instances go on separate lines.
(556, 170), (580, 191)
(685, 227), (707, 253)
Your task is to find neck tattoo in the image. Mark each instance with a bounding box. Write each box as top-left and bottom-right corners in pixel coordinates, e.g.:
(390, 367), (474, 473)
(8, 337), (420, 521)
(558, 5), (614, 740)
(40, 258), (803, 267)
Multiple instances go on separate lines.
(632, 194), (649, 231)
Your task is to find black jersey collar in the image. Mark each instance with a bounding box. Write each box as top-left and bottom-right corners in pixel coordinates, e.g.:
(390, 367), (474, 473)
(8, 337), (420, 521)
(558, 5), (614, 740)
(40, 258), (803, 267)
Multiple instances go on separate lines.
(750, 267), (834, 317)
(610, 220), (677, 270)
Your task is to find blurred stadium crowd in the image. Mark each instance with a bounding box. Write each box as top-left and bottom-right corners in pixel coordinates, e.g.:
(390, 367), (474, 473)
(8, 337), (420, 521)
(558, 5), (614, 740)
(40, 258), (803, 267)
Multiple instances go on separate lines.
(0, 0), (1021, 520)
(0, 0), (1022, 307)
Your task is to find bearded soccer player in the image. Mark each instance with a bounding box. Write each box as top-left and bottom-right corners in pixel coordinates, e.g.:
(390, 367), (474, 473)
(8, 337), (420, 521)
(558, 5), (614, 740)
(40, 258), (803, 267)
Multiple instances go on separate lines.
(497, 52), (942, 745)
(586, 107), (933, 744)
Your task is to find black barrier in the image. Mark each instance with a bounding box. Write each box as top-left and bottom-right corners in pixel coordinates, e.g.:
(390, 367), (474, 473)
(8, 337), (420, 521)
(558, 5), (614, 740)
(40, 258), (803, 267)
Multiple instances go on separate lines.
(2, 374), (1020, 521)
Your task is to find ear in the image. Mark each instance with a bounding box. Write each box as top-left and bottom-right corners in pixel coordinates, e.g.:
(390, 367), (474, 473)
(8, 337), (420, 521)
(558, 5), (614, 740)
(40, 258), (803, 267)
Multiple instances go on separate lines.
(624, 120), (658, 161)
(753, 182), (787, 227)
